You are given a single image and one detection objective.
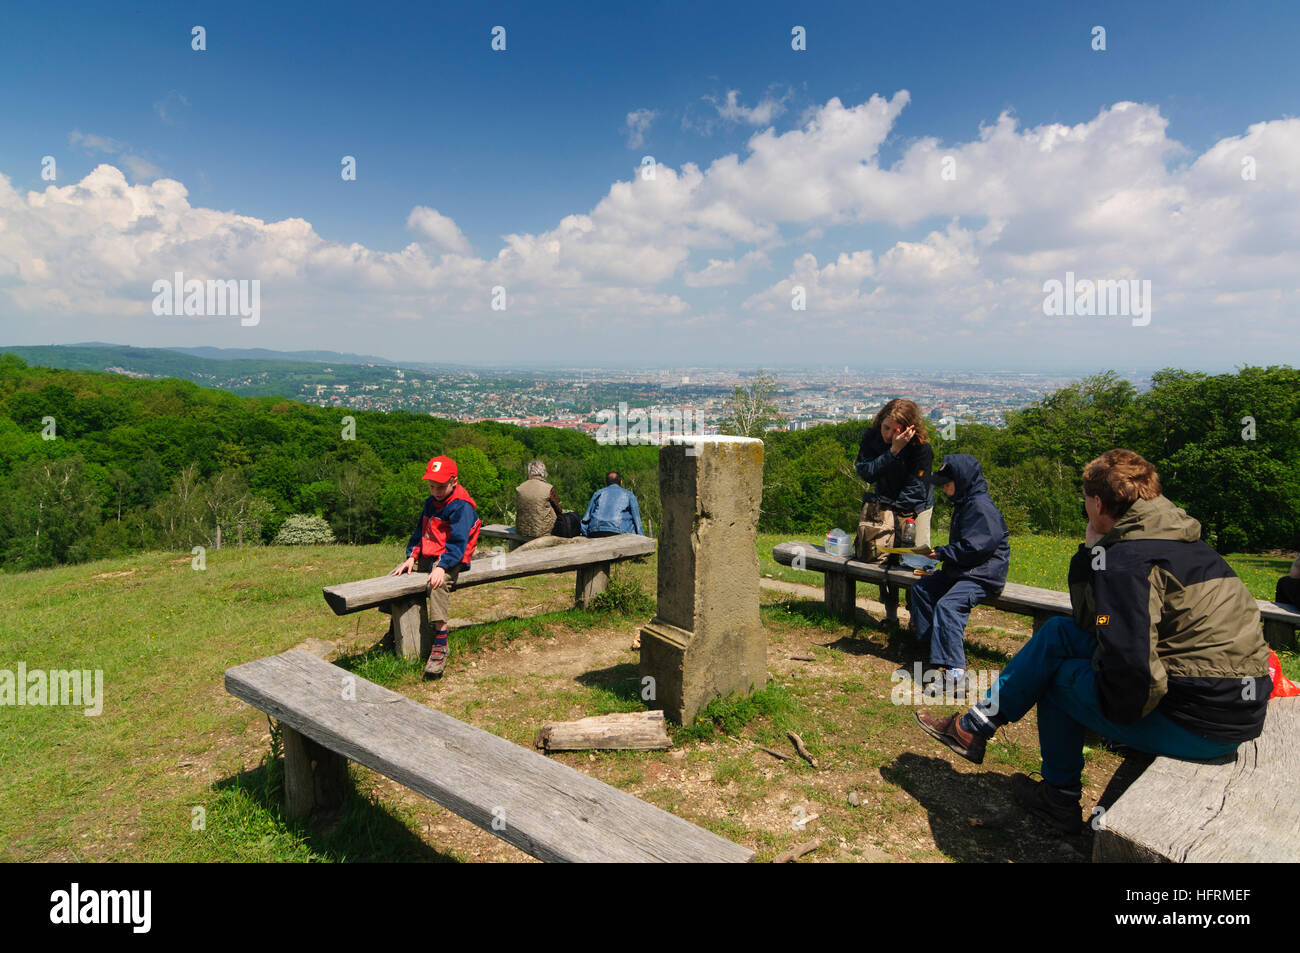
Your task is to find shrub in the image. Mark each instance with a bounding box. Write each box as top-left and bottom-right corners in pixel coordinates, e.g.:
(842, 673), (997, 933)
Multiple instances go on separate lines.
(272, 514), (336, 545)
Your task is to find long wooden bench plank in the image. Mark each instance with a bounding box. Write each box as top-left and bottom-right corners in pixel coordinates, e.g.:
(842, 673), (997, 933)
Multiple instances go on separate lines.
(773, 542), (1296, 625)
(1093, 698), (1300, 862)
(225, 650), (753, 863)
(324, 534), (656, 615)
(771, 542), (1072, 617)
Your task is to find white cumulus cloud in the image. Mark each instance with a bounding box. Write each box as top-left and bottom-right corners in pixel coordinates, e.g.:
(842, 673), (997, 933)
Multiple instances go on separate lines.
(406, 206), (473, 255)
(1, 92), (1296, 368)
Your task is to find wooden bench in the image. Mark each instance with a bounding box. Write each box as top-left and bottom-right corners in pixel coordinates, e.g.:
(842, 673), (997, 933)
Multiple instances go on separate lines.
(481, 524), (529, 549)
(325, 534), (656, 658)
(1093, 697), (1300, 862)
(772, 541), (1300, 649)
(224, 650), (753, 863)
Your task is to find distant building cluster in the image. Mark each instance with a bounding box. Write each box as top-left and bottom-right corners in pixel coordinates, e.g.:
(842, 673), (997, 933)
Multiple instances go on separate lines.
(104, 357), (1074, 434)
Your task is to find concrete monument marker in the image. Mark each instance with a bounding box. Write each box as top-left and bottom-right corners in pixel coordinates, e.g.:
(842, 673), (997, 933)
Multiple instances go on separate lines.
(640, 436), (766, 723)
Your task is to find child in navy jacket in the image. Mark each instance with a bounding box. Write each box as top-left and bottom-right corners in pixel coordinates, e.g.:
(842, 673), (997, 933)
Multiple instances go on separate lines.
(909, 454), (1010, 688)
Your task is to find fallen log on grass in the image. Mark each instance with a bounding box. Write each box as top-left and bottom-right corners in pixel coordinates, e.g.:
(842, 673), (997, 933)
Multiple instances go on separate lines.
(535, 710), (673, 752)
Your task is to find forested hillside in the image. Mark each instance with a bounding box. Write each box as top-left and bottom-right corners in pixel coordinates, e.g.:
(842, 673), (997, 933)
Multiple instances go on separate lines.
(1, 353), (1295, 571)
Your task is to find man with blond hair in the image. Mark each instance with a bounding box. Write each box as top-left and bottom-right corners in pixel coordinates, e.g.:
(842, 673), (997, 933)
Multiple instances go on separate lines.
(915, 449), (1272, 832)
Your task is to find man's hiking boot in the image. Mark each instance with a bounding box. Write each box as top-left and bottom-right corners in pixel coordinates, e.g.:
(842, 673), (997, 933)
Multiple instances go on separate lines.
(1010, 773), (1083, 834)
(423, 642), (449, 679)
(915, 710), (986, 765)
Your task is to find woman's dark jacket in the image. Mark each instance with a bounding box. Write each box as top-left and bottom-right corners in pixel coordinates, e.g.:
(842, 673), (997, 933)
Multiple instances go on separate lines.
(855, 428), (935, 514)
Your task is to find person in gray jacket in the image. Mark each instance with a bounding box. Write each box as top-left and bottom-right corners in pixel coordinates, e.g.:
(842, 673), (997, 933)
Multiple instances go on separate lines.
(581, 472), (644, 537)
(515, 460), (562, 539)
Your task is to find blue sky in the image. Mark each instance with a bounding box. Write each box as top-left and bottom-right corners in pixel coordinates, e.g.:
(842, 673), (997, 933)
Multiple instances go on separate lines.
(1, 0), (1297, 370)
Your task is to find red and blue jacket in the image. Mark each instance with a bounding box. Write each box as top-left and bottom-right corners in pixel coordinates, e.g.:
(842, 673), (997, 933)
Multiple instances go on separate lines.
(405, 484), (481, 571)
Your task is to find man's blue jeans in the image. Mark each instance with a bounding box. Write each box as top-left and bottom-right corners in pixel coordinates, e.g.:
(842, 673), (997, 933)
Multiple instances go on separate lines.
(910, 574), (998, 669)
(982, 616), (1240, 790)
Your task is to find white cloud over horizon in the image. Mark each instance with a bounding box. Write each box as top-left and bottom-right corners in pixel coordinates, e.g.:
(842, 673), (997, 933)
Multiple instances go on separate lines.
(406, 206), (473, 255)
(3, 93), (1298, 368)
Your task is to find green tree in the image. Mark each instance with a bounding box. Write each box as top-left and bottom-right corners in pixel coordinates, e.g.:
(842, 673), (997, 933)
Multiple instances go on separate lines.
(378, 461), (429, 541)
(148, 464), (208, 550)
(1002, 371), (1140, 472)
(449, 446), (501, 521)
(721, 372), (786, 438)
(1139, 366), (1300, 551)
(204, 468), (272, 547)
(333, 462), (381, 544)
(0, 456), (104, 568)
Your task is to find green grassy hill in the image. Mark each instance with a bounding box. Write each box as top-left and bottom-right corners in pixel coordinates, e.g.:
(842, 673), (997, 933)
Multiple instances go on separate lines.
(1, 538), (1293, 863)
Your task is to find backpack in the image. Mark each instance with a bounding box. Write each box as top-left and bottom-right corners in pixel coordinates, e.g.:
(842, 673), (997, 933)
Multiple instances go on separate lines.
(1276, 575), (1300, 609)
(553, 511), (582, 538)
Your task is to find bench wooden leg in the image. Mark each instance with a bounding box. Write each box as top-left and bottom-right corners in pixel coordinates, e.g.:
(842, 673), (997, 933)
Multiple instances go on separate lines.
(1263, 619), (1298, 653)
(880, 583), (899, 625)
(824, 572), (856, 622)
(281, 724), (350, 821)
(575, 562), (611, 608)
(389, 595), (430, 660)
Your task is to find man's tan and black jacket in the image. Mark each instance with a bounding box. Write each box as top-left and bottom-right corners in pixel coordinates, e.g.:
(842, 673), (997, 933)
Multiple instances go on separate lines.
(1067, 494), (1271, 742)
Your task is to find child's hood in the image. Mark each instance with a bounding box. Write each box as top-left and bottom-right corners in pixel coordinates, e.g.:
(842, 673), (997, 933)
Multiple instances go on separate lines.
(942, 454), (991, 506)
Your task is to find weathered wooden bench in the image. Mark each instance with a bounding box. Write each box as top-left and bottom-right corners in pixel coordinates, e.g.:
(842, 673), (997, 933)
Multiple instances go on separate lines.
(325, 534), (656, 658)
(1093, 697), (1299, 862)
(224, 650), (753, 862)
(772, 541), (1072, 631)
(771, 542), (1300, 649)
(481, 524), (529, 548)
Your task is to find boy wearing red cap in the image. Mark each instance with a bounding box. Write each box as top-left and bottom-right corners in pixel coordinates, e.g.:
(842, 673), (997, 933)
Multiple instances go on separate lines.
(390, 456), (481, 678)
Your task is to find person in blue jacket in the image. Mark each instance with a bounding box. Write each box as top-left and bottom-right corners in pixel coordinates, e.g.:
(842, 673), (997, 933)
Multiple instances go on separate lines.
(581, 472), (644, 537)
(909, 454), (1010, 689)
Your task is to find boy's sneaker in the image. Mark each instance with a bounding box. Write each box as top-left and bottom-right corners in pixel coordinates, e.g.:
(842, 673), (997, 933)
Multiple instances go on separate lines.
(423, 643), (449, 678)
(915, 710), (986, 764)
(1010, 773), (1082, 834)
(940, 667), (969, 700)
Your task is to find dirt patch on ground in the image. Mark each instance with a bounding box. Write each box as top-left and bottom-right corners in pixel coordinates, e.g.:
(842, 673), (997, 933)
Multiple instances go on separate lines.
(184, 572), (1129, 864)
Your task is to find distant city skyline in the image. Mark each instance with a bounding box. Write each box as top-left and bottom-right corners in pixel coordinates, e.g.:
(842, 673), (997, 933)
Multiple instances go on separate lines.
(2, 1), (1298, 371)
(0, 342), (1123, 436)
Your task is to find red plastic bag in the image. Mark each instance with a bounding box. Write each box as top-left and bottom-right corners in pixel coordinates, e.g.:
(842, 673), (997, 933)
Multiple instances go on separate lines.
(1268, 650), (1300, 698)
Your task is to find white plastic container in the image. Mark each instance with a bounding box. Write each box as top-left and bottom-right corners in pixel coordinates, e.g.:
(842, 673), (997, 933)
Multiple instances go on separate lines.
(825, 528), (853, 556)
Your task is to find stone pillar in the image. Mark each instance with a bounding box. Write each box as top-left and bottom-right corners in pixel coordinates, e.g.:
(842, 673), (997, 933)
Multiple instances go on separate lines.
(639, 436), (766, 724)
